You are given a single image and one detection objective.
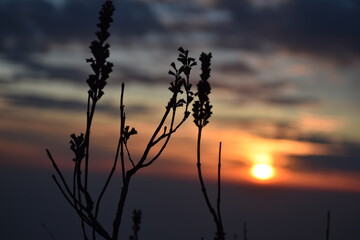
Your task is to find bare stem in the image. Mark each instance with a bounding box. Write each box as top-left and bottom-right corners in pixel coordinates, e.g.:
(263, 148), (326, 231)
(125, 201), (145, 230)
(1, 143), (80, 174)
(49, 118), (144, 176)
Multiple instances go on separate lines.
(112, 172), (134, 239)
(217, 142), (224, 235)
(243, 222), (247, 240)
(85, 96), (98, 191)
(196, 128), (223, 238)
(120, 84), (126, 182)
(95, 83), (125, 219)
(326, 210), (331, 240)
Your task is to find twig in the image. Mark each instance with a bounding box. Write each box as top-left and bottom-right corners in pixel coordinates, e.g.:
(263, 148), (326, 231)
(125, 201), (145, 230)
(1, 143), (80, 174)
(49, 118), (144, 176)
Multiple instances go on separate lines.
(95, 83), (125, 220)
(243, 222), (247, 240)
(217, 142), (224, 235)
(326, 210), (331, 240)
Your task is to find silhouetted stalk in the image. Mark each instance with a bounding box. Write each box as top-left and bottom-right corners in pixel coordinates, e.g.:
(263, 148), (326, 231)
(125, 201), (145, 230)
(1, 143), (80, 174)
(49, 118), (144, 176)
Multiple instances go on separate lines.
(48, 1), (114, 239)
(196, 128), (225, 240)
(48, 1), (207, 238)
(95, 83), (125, 222)
(325, 210), (331, 240)
(110, 107), (173, 238)
(196, 127), (220, 227)
(243, 222), (247, 240)
(112, 81), (191, 237)
(193, 52), (225, 240)
(112, 173), (132, 239)
(85, 98), (97, 190)
(120, 84), (126, 182)
(77, 160), (88, 240)
(217, 142), (224, 234)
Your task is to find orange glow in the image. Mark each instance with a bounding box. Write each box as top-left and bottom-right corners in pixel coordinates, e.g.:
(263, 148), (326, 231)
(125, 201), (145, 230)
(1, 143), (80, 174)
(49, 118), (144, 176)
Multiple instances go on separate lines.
(253, 153), (272, 164)
(251, 164), (275, 180)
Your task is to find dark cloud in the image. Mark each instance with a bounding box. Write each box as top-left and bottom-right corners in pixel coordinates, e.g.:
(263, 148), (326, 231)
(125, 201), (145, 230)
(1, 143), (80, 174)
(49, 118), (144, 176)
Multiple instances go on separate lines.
(289, 142), (360, 173)
(215, 61), (255, 75)
(262, 95), (318, 107)
(2, 93), (153, 116)
(216, 115), (344, 145)
(115, 65), (170, 85)
(11, 58), (87, 83)
(3, 54), (172, 86)
(3, 94), (86, 111)
(215, 80), (317, 107)
(215, 80), (292, 97)
(216, 0), (360, 61)
(1, 0), (359, 63)
(0, 0), (164, 57)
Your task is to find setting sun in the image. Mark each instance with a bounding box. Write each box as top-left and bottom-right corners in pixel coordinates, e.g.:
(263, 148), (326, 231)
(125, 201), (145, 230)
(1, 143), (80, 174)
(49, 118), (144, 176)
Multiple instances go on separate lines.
(251, 164), (275, 180)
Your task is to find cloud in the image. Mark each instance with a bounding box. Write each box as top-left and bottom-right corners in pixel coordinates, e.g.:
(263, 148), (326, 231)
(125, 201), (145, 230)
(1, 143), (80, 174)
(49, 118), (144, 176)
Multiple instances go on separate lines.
(3, 94), (86, 111)
(214, 80), (291, 96)
(115, 65), (170, 85)
(2, 93), (154, 117)
(215, 61), (255, 75)
(215, 114), (344, 145)
(214, 80), (317, 107)
(9, 57), (87, 83)
(289, 142), (360, 173)
(298, 113), (344, 133)
(215, 0), (360, 61)
(0, 0), (164, 57)
(1, 0), (359, 63)
(262, 95), (318, 107)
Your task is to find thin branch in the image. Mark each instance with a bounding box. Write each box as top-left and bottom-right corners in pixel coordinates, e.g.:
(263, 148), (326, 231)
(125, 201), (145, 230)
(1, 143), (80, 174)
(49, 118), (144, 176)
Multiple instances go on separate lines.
(196, 128), (221, 234)
(217, 142), (224, 232)
(112, 173), (133, 239)
(85, 94), (91, 190)
(142, 104), (178, 167)
(124, 142), (135, 167)
(120, 83), (126, 182)
(52, 175), (77, 211)
(135, 107), (171, 168)
(77, 159), (88, 240)
(95, 83), (125, 220)
(326, 210), (331, 240)
(51, 175), (91, 225)
(243, 222), (247, 240)
(47, 149), (74, 200)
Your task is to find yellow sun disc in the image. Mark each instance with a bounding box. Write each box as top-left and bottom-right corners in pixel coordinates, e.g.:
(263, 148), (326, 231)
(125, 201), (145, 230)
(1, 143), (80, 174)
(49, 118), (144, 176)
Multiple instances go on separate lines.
(251, 164), (275, 180)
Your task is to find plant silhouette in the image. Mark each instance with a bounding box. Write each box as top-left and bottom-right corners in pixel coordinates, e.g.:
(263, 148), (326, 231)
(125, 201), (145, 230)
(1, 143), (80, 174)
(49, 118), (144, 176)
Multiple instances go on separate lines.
(46, 1), (224, 239)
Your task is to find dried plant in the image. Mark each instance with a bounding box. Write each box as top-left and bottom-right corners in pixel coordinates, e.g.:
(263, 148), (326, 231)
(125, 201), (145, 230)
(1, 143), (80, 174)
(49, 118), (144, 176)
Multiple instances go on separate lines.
(44, 2), (345, 240)
(325, 210), (331, 240)
(193, 53), (225, 240)
(46, 1), (216, 239)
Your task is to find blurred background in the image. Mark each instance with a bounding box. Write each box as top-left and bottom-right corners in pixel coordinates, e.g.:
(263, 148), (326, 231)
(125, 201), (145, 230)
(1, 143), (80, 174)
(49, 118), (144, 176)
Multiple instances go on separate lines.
(0, 0), (360, 239)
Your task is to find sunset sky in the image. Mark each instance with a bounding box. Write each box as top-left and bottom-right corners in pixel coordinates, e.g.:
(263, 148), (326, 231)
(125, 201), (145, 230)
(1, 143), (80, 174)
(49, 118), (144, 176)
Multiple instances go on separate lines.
(0, 0), (360, 239)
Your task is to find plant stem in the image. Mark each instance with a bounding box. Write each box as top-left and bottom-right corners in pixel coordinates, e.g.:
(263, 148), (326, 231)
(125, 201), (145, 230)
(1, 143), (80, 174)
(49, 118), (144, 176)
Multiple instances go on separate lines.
(243, 222), (247, 240)
(112, 171), (134, 239)
(95, 84), (125, 219)
(196, 127), (224, 239)
(217, 142), (224, 237)
(326, 210), (330, 240)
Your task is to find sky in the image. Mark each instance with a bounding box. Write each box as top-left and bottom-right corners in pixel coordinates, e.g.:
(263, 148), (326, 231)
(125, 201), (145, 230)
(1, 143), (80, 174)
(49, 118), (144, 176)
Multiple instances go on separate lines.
(0, 0), (360, 239)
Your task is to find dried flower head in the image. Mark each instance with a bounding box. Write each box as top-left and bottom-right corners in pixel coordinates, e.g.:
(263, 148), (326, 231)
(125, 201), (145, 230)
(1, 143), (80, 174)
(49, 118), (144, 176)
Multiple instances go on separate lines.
(167, 47), (196, 111)
(86, 0), (115, 101)
(193, 52), (213, 128)
(69, 133), (86, 162)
